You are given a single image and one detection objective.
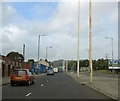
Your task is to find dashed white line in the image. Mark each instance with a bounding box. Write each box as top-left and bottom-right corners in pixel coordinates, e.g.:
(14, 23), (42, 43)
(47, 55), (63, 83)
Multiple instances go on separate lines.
(41, 84), (44, 86)
(26, 93), (31, 97)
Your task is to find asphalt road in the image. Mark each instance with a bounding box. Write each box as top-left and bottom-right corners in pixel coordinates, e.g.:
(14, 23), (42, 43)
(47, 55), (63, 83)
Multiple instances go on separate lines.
(2, 72), (115, 100)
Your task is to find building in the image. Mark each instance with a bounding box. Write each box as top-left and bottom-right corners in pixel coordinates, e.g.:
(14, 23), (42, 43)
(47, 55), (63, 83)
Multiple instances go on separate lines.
(38, 59), (50, 67)
(0, 55), (31, 77)
(31, 59), (53, 74)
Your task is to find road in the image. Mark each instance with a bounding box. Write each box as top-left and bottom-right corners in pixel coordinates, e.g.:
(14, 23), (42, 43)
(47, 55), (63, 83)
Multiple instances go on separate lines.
(2, 72), (115, 100)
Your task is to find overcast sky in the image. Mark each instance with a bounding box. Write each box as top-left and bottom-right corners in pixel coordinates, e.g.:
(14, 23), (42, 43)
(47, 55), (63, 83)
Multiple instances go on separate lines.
(1, 0), (118, 62)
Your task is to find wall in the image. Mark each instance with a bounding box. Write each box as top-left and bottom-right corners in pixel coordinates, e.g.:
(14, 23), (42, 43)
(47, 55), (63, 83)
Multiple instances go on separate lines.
(0, 55), (31, 77)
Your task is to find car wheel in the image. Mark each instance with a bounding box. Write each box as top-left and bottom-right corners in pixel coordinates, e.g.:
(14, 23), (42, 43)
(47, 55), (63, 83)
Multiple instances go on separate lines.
(32, 80), (34, 84)
(11, 82), (14, 86)
(27, 80), (30, 86)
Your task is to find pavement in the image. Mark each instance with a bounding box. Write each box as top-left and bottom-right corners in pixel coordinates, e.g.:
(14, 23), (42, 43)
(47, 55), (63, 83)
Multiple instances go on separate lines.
(2, 73), (47, 85)
(66, 71), (119, 101)
(2, 72), (115, 100)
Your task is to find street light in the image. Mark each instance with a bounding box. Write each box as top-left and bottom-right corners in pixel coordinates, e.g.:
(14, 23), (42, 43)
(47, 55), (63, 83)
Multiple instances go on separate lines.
(89, 0), (93, 83)
(22, 44), (25, 69)
(77, 0), (80, 78)
(104, 37), (114, 71)
(38, 35), (45, 62)
(46, 46), (52, 60)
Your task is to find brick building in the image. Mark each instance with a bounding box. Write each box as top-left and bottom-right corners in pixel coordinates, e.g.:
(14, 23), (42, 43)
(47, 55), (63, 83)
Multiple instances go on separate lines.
(0, 55), (31, 77)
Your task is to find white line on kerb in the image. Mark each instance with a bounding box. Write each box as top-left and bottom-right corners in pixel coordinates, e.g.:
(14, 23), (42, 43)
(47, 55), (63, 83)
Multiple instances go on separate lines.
(26, 93), (31, 97)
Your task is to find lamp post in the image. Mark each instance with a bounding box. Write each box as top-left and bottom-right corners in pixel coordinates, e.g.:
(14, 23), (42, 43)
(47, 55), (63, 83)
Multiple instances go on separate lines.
(63, 61), (65, 71)
(37, 35), (45, 71)
(46, 46), (52, 60)
(66, 60), (68, 72)
(104, 37), (114, 71)
(38, 35), (45, 62)
(77, 0), (80, 78)
(89, 0), (93, 83)
(23, 44), (25, 69)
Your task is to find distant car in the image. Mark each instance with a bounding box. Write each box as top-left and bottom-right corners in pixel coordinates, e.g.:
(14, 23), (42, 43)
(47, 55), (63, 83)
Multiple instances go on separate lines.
(58, 68), (62, 72)
(53, 68), (58, 73)
(47, 69), (54, 75)
(10, 69), (35, 86)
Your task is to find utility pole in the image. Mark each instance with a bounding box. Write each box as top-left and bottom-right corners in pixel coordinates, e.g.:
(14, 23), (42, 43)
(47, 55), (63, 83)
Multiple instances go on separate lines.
(105, 52), (108, 59)
(89, 0), (93, 83)
(66, 60), (68, 72)
(111, 37), (114, 73)
(38, 34), (45, 68)
(63, 60), (65, 71)
(23, 44), (25, 69)
(104, 37), (114, 72)
(46, 46), (52, 60)
(38, 35), (40, 62)
(46, 47), (48, 60)
(38, 35), (46, 62)
(23, 44), (25, 61)
(77, 0), (80, 78)
(66, 38), (69, 72)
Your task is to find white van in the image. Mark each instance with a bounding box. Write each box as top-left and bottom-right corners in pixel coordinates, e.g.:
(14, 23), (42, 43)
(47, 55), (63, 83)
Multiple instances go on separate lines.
(53, 68), (58, 73)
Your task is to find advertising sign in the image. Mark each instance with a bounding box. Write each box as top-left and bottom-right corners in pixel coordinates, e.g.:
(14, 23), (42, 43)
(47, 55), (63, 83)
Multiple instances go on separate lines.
(108, 60), (120, 69)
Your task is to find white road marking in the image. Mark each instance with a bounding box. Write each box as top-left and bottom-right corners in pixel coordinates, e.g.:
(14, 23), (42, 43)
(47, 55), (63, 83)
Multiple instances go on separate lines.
(47, 80), (48, 82)
(26, 93), (31, 97)
(41, 84), (44, 86)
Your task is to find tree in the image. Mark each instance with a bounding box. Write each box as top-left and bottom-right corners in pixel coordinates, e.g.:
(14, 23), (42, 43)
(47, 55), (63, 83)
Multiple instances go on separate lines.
(68, 61), (77, 71)
(92, 59), (108, 70)
(6, 51), (24, 61)
(28, 59), (34, 64)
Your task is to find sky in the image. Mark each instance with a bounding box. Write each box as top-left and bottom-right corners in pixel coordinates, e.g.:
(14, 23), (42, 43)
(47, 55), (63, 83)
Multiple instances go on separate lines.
(0, 0), (118, 62)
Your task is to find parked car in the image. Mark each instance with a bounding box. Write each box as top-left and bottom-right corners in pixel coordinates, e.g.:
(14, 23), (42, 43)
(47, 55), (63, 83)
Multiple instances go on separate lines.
(47, 69), (54, 75)
(10, 69), (35, 86)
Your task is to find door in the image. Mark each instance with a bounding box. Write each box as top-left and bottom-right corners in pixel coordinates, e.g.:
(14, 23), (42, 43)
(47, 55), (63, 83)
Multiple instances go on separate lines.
(2, 64), (4, 77)
(8, 65), (10, 76)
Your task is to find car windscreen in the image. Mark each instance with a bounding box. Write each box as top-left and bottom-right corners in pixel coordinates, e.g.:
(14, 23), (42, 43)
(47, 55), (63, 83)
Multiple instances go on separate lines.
(13, 70), (27, 75)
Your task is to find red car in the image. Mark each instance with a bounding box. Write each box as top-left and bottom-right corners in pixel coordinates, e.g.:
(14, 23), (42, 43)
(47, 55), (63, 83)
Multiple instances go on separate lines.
(10, 69), (35, 86)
